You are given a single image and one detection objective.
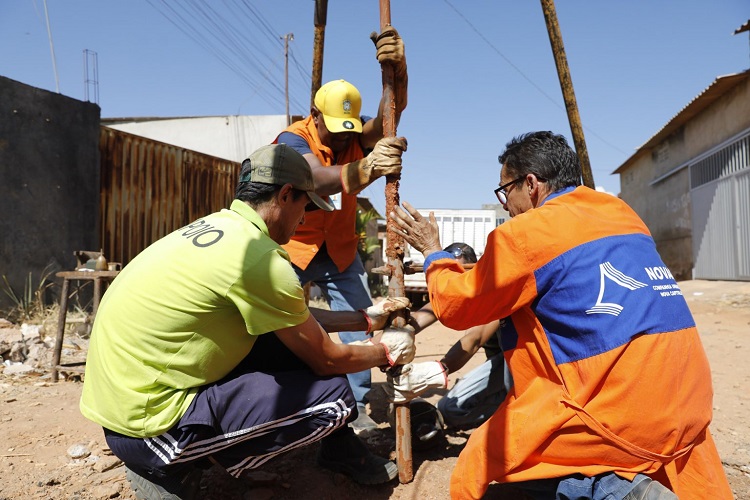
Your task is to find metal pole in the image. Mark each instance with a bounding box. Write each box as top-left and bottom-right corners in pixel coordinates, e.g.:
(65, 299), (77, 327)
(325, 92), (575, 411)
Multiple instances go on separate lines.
(539, 0), (595, 189)
(311, 0), (328, 108)
(377, 0), (413, 484)
(282, 33), (294, 126)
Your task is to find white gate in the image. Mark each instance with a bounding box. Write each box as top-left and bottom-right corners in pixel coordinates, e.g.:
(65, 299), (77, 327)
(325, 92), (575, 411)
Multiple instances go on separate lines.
(691, 169), (750, 280)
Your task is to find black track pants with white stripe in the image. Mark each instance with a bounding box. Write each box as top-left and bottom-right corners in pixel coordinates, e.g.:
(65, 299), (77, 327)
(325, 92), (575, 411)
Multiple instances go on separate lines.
(104, 332), (356, 479)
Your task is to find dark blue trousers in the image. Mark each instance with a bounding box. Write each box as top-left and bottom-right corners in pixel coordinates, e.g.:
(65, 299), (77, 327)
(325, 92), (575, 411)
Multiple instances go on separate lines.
(105, 333), (356, 479)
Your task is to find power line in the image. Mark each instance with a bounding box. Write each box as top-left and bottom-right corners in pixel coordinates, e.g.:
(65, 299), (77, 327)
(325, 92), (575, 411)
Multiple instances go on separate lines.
(181, 0), (287, 99)
(145, 0), (279, 110)
(146, 0), (309, 114)
(442, 0), (629, 157)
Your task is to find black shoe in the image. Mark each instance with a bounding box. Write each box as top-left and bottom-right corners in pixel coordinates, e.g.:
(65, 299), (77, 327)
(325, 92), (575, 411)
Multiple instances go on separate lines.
(622, 477), (678, 500)
(410, 399), (445, 451)
(387, 400), (446, 451)
(126, 466), (202, 500)
(317, 426), (398, 485)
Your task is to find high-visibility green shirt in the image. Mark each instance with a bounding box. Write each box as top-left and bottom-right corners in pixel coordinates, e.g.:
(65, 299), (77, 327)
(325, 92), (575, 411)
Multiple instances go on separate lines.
(80, 200), (309, 437)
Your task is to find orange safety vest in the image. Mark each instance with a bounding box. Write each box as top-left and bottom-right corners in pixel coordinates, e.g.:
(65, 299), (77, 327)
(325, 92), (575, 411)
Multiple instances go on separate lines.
(422, 187), (732, 500)
(275, 116), (362, 272)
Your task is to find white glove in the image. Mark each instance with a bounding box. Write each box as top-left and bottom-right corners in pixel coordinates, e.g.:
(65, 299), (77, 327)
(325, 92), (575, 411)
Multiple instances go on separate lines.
(387, 361), (448, 403)
(362, 297), (410, 333)
(378, 325), (415, 367)
(346, 340), (373, 347)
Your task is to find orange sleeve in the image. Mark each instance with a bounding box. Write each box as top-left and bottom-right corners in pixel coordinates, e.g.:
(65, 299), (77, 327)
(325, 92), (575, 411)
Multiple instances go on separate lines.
(426, 219), (538, 330)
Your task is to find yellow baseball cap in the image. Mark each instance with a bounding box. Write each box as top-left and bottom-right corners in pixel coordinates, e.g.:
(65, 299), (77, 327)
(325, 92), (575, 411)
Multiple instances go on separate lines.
(314, 80), (363, 133)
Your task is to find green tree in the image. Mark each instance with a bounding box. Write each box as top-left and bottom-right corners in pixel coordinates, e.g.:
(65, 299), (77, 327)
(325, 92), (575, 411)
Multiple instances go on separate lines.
(355, 208), (387, 296)
(355, 208), (381, 265)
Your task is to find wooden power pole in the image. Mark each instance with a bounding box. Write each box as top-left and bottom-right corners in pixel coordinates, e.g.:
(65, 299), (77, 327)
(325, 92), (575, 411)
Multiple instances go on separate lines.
(540, 0), (595, 188)
(310, 0), (328, 107)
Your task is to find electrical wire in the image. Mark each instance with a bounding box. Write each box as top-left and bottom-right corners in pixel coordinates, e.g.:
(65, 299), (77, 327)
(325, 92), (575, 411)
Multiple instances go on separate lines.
(442, 0), (629, 159)
(146, 0), (309, 114)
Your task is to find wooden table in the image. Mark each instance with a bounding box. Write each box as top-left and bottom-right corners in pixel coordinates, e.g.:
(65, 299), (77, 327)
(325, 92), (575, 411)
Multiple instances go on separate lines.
(51, 270), (119, 381)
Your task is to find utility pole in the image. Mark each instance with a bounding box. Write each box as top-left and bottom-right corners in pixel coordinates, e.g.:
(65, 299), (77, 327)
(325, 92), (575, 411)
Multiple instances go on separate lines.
(282, 33), (294, 126)
(311, 0), (328, 107)
(540, 0), (595, 188)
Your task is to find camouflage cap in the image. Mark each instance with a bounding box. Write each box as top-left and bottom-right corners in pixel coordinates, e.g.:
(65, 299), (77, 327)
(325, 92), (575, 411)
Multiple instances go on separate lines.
(239, 144), (333, 212)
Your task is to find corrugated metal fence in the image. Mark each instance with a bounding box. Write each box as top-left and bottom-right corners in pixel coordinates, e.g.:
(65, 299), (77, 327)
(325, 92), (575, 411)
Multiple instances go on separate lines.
(690, 131), (750, 280)
(99, 127), (240, 266)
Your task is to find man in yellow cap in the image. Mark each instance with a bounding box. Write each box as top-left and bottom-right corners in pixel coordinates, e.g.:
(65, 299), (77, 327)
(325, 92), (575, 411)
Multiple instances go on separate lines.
(273, 26), (408, 435)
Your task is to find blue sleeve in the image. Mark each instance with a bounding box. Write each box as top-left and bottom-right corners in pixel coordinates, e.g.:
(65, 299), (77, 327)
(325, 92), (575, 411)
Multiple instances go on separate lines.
(359, 115), (375, 153)
(423, 251), (454, 271)
(277, 132), (312, 156)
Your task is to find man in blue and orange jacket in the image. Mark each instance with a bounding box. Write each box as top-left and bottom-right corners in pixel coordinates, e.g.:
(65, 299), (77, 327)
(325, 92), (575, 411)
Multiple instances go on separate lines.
(390, 131), (732, 500)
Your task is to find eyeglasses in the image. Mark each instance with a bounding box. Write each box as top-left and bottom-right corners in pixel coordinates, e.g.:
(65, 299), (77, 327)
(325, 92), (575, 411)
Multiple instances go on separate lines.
(494, 175), (547, 204)
(494, 176), (525, 205)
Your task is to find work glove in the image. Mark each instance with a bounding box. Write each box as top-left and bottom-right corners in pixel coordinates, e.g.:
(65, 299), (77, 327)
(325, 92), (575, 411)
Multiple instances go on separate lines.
(370, 26), (408, 113)
(361, 296), (411, 333)
(386, 361), (448, 403)
(371, 26), (406, 71)
(378, 325), (416, 367)
(341, 136), (407, 195)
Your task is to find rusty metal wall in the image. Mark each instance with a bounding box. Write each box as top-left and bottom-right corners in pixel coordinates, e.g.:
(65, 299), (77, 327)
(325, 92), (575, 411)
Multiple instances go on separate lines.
(99, 127), (239, 266)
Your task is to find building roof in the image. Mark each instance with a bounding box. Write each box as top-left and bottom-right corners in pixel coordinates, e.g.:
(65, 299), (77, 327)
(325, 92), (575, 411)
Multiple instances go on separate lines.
(101, 114), (304, 124)
(612, 68), (750, 174)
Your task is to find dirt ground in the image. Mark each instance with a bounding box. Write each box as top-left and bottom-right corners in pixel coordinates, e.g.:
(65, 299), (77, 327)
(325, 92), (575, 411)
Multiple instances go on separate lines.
(1, 279), (749, 499)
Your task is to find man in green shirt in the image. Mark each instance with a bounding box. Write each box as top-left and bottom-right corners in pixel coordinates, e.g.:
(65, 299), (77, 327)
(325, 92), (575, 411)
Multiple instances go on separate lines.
(81, 143), (413, 498)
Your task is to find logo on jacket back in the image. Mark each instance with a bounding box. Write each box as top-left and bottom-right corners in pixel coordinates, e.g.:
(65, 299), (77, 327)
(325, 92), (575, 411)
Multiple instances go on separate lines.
(586, 262), (647, 316)
(180, 219), (224, 248)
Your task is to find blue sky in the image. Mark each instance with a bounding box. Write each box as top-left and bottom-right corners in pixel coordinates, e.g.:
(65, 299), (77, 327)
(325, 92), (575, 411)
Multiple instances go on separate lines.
(2, 1), (748, 215)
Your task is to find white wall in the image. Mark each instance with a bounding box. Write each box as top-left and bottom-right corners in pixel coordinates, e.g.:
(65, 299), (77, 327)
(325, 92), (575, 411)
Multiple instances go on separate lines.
(103, 115), (288, 162)
(397, 208), (497, 293)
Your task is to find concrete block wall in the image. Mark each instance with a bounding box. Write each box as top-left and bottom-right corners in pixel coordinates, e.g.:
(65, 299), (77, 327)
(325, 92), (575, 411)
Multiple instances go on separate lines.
(0, 76), (101, 311)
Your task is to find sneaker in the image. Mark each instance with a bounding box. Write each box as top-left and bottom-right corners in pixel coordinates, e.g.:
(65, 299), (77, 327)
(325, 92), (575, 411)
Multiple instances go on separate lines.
(622, 477), (678, 500)
(317, 426), (398, 485)
(350, 404), (379, 435)
(126, 466), (202, 500)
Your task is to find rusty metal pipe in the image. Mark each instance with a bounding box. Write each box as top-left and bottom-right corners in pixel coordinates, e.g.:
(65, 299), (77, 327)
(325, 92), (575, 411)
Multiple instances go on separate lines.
(378, 0), (413, 484)
(540, 0), (595, 189)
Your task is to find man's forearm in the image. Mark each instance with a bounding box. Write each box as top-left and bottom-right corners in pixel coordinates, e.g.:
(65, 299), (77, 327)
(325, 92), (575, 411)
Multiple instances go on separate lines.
(309, 162), (345, 197)
(318, 342), (389, 375)
(311, 308), (367, 333)
(440, 328), (486, 373)
(276, 315), (388, 376)
(408, 302), (438, 334)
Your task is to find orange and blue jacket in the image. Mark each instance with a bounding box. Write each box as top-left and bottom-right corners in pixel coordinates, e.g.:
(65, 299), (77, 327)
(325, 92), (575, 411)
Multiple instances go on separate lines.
(274, 116), (362, 272)
(422, 186), (731, 499)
